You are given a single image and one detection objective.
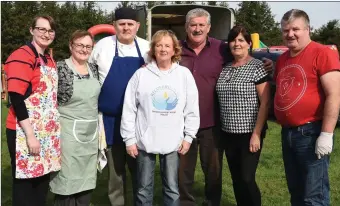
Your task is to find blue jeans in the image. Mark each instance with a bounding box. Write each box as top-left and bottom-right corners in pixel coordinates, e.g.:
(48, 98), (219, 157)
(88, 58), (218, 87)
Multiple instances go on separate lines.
(281, 121), (330, 206)
(136, 150), (180, 206)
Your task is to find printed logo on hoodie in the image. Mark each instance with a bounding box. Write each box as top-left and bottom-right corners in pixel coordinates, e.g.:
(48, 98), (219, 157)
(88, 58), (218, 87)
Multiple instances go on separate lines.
(151, 85), (178, 111)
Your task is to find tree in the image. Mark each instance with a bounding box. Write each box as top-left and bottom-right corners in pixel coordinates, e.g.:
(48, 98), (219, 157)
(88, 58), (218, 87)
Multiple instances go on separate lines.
(235, 2), (282, 46)
(115, 1), (134, 10)
(1, 1), (40, 61)
(312, 19), (340, 51)
(203, 1), (229, 7)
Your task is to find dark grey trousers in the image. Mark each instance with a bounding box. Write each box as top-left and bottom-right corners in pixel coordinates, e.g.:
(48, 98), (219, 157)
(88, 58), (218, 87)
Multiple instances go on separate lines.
(54, 190), (93, 206)
(107, 144), (137, 206)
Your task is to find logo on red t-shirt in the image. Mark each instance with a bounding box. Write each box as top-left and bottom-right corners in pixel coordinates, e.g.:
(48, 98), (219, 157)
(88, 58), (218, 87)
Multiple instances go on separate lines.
(275, 64), (307, 111)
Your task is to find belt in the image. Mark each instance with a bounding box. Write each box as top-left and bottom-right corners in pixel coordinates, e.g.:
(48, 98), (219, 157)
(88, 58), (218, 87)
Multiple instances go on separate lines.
(283, 120), (322, 131)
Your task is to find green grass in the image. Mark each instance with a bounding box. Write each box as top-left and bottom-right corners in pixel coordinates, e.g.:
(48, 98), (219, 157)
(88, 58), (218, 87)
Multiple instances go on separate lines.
(1, 101), (340, 205)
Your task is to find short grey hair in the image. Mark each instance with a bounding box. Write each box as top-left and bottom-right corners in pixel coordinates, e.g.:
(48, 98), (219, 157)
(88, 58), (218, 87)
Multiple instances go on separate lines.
(185, 8), (211, 25)
(281, 9), (310, 29)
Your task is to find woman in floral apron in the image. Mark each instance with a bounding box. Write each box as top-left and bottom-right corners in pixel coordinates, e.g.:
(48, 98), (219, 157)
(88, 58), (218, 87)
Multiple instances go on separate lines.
(4, 15), (61, 206)
(49, 30), (100, 206)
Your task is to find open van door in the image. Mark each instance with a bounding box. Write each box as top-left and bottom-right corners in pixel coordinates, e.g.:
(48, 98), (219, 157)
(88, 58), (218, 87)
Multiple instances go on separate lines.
(136, 5), (148, 39)
(144, 4), (235, 41)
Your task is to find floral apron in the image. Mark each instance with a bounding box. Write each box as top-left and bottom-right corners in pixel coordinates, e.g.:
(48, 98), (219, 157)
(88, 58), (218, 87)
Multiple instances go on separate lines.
(15, 56), (61, 179)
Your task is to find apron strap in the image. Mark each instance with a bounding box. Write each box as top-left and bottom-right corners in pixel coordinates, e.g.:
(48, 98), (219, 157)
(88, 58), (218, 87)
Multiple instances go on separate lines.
(134, 38), (143, 58)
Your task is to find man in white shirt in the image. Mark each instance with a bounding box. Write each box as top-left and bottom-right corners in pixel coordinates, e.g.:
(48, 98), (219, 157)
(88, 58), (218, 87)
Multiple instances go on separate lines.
(89, 7), (150, 206)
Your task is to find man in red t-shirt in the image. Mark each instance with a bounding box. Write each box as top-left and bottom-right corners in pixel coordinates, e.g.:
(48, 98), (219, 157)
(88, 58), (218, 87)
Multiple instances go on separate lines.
(274, 9), (340, 206)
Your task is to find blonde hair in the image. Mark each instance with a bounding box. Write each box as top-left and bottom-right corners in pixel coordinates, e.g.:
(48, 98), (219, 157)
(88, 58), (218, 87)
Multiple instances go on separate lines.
(148, 30), (182, 63)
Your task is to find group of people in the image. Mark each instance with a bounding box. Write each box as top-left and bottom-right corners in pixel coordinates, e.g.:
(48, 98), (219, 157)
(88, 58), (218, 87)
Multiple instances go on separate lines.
(4, 6), (340, 206)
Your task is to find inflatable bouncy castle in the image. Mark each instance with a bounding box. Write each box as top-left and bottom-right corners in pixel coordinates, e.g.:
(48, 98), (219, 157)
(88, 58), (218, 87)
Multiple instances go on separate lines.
(88, 24), (116, 42)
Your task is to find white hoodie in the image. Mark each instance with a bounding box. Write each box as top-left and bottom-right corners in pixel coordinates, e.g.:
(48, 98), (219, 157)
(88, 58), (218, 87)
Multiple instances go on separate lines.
(120, 61), (200, 154)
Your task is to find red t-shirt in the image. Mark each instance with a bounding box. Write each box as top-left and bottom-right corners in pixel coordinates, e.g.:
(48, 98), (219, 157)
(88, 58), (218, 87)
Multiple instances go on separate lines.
(4, 44), (54, 130)
(274, 41), (340, 127)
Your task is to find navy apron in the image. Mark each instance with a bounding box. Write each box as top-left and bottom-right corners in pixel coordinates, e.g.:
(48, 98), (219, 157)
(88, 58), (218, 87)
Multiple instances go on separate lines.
(98, 38), (145, 145)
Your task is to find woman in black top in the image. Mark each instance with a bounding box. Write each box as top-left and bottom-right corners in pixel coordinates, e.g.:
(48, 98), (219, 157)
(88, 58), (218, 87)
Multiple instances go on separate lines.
(216, 25), (270, 206)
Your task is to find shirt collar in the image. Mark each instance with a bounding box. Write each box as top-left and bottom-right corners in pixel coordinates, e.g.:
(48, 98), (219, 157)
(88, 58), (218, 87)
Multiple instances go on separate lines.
(183, 36), (211, 49)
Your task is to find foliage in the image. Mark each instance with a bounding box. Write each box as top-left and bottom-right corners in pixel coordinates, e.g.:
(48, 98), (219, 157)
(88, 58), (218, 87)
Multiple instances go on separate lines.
(235, 2), (282, 46)
(2, 1), (339, 62)
(311, 19), (340, 51)
(1, 1), (108, 62)
(203, 1), (229, 7)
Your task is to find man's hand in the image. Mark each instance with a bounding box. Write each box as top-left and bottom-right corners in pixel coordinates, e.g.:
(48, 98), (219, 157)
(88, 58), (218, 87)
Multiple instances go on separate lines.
(178, 140), (191, 155)
(249, 133), (261, 153)
(26, 135), (41, 155)
(315, 132), (333, 159)
(126, 144), (138, 158)
(262, 57), (274, 72)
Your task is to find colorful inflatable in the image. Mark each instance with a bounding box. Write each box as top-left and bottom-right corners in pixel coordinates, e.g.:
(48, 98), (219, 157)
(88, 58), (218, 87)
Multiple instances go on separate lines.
(88, 24), (115, 37)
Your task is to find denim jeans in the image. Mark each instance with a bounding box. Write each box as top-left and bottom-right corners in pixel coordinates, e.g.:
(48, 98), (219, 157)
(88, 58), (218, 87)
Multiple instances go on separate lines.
(136, 150), (180, 206)
(281, 121), (330, 206)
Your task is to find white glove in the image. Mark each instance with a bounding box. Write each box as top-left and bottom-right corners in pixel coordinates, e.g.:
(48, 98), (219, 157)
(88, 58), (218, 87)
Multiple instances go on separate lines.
(315, 132), (333, 159)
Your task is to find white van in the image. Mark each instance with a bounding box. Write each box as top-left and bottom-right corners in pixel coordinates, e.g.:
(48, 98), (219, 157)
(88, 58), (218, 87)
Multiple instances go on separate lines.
(136, 4), (235, 41)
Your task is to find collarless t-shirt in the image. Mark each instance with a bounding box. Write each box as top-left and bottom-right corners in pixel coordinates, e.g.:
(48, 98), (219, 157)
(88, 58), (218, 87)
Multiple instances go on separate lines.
(274, 41), (340, 127)
(4, 43), (55, 130)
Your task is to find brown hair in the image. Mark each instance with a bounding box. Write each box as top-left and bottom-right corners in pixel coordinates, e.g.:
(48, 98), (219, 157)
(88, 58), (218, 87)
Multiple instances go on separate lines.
(69, 30), (94, 45)
(148, 30), (182, 63)
(227, 25), (252, 51)
(31, 15), (56, 31)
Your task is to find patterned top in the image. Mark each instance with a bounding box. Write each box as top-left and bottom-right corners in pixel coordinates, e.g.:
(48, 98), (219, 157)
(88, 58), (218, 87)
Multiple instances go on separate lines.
(216, 58), (268, 133)
(57, 60), (99, 106)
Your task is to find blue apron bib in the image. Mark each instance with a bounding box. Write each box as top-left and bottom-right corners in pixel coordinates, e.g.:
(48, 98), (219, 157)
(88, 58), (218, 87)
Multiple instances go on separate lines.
(98, 38), (145, 145)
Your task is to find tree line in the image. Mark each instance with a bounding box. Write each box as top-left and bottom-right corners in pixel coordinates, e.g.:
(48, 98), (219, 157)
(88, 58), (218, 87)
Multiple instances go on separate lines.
(1, 1), (339, 62)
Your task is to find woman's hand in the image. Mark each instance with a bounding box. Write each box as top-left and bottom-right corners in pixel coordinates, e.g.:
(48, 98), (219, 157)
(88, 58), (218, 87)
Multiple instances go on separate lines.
(178, 140), (191, 155)
(126, 144), (138, 158)
(26, 135), (41, 155)
(249, 133), (261, 153)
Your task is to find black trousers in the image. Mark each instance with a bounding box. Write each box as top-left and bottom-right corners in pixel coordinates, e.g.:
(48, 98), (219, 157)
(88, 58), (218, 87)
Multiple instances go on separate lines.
(54, 190), (93, 206)
(220, 131), (264, 206)
(179, 127), (222, 206)
(6, 129), (50, 206)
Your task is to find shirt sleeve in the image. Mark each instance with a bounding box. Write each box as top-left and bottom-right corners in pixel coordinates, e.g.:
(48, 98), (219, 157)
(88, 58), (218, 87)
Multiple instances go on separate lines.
(183, 69), (200, 143)
(120, 70), (140, 146)
(8, 92), (29, 121)
(4, 49), (35, 95)
(316, 47), (340, 76)
(253, 61), (268, 83)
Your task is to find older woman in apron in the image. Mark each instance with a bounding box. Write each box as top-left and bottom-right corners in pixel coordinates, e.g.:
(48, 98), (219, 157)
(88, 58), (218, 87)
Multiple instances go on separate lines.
(49, 30), (100, 206)
(4, 15), (60, 206)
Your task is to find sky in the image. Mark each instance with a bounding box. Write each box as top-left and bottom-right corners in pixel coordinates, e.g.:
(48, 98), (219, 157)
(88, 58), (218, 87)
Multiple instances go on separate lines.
(97, 1), (340, 30)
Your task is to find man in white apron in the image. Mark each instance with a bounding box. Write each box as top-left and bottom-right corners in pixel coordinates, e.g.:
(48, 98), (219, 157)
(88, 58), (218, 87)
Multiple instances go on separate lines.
(89, 7), (150, 206)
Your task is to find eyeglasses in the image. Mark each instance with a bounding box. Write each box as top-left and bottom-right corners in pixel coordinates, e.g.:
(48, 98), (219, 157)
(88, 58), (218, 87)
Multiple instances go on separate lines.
(72, 43), (93, 51)
(34, 27), (55, 36)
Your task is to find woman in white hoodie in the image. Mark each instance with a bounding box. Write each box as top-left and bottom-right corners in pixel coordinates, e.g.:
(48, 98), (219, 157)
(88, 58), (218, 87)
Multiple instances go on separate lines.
(121, 30), (200, 206)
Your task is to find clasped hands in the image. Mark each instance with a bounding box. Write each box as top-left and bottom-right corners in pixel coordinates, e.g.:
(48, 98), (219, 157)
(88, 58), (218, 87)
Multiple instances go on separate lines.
(126, 140), (192, 158)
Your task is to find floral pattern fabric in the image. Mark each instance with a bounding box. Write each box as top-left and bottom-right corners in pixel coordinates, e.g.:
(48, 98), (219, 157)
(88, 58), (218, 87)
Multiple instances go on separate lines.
(15, 63), (61, 179)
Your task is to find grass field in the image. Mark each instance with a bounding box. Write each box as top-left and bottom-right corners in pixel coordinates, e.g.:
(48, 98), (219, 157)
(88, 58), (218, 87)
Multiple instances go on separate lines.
(1, 101), (340, 206)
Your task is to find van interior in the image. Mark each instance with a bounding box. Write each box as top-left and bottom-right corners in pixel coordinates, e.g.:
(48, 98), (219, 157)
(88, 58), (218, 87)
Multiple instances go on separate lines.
(137, 4), (235, 41)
